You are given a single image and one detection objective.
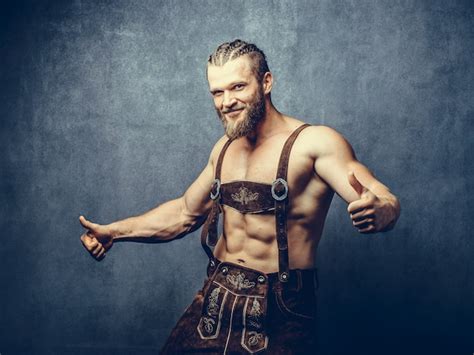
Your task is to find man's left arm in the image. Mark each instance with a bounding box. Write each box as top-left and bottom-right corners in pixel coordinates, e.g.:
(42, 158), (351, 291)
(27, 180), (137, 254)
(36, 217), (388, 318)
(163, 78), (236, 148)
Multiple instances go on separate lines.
(312, 126), (401, 233)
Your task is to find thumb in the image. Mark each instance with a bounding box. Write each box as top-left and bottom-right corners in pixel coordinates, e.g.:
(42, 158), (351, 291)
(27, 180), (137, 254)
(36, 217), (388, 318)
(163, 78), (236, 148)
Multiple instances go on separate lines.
(79, 215), (96, 231)
(348, 171), (368, 197)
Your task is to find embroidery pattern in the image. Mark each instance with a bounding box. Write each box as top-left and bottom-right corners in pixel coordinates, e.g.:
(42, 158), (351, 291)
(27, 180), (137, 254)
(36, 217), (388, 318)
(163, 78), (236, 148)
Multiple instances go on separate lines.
(226, 272), (256, 290)
(197, 285), (226, 340)
(242, 297), (268, 353)
(247, 331), (264, 346)
(248, 298), (262, 328)
(249, 298), (261, 317)
(206, 287), (220, 316)
(202, 317), (215, 333)
(231, 187), (259, 205)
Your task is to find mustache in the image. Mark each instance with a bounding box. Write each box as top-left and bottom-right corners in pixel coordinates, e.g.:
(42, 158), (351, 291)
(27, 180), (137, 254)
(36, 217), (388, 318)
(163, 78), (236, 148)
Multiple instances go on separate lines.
(221, 107), (245, 114)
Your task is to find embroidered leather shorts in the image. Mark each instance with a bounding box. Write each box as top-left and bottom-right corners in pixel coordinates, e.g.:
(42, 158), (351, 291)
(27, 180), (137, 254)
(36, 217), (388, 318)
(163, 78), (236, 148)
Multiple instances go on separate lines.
(160, 259), (318, 354)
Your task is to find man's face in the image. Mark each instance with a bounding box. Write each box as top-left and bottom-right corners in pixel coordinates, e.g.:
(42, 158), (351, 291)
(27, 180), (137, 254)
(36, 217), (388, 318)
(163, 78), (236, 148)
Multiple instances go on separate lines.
(207, 56), (266, 139)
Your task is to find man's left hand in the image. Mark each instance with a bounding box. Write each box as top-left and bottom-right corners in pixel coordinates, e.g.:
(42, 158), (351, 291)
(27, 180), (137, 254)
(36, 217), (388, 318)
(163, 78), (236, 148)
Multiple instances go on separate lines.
(347, 171), (397, 234)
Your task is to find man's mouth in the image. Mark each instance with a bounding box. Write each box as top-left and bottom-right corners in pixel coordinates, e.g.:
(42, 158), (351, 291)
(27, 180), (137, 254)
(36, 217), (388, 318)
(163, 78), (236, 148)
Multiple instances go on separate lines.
(224, 108), (244, 118)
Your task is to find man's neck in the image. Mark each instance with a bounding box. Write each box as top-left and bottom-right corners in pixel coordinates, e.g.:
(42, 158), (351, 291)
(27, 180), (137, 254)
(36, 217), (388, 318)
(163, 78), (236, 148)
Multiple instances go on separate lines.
(245, 102), (287, 145)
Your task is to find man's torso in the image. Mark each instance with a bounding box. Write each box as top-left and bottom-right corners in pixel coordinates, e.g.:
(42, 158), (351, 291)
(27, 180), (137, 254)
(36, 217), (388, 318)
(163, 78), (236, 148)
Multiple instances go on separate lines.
(213, 118), (335, 273)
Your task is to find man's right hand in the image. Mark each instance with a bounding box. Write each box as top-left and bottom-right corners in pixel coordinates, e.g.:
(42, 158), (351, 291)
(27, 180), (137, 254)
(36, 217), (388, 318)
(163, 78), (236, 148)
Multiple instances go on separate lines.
(79, 215), (114, 261)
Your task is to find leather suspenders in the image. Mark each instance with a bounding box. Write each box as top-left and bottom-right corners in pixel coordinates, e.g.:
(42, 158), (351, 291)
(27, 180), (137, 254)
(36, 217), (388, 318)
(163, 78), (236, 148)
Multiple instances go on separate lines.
(200, 138), (234, 261)
(201, 124), (311, 282)
(272, 123), (310, 281)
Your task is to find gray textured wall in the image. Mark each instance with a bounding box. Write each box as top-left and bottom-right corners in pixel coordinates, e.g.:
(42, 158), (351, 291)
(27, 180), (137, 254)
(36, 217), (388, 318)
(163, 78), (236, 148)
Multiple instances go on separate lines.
(1, 0), (472, 354)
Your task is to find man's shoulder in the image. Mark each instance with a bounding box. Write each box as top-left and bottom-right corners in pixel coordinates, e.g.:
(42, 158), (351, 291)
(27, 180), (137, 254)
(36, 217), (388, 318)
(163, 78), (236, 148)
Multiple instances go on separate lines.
(284, 116), (343, 139)
(300, 124), (347, 143)
(299, 124), (353, 156)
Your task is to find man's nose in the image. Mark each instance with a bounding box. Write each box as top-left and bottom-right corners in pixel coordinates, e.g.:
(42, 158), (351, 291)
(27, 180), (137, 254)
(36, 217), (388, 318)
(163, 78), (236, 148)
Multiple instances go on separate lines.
(222, 91), (237, 109)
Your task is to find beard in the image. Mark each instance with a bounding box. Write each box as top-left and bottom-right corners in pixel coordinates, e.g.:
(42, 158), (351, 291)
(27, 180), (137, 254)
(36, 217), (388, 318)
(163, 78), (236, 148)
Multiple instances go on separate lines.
(216, 88), (266, 140)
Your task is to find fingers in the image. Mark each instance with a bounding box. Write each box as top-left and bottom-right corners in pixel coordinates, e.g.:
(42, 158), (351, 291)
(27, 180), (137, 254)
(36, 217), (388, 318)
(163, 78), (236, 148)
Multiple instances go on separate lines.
(87, 238), (105, 259)
(350, 208), (375, 220)
(348, 206), (376, 233)
(352, 217), (374, 227)
(80, 233), (96, 250)
(350, 211), (376, 232)
(352, 218), (376, 233)
(93, 245), (105, 258)
(357, 224), (376, 234)
(80, 233), (106, 260)
(96, 248), (106, 259)
(92, 242), (102, 256)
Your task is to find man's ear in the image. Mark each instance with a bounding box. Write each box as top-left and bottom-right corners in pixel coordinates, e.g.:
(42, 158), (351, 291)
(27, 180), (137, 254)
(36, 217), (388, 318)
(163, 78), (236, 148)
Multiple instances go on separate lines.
(262, 72), (273, 95)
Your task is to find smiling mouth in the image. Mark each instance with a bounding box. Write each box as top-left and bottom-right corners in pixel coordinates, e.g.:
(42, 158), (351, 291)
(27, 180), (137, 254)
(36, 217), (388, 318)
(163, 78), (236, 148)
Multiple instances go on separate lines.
(224, 108), (244, 117)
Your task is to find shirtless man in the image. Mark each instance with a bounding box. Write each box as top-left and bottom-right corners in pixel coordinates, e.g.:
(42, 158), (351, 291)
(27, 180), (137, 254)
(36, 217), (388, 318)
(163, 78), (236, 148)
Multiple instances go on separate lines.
(79, 40), (400, 354)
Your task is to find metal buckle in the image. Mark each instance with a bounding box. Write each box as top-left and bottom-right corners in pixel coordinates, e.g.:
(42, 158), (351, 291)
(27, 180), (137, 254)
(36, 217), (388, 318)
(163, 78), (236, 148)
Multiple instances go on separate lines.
(279, 272), (289, 282)
(210, 178), (221, 200)
(271, 178), (288, 201)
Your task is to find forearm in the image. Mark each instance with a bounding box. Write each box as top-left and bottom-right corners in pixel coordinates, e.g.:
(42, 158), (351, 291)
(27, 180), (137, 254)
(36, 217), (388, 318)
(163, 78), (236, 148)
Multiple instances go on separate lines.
(109, 197), (204, 242)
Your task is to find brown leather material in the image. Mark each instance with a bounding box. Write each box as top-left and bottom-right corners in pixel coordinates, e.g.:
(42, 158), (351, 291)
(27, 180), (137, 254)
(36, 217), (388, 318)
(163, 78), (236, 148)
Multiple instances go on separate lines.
(200, 214), (211, 258)
(200, 206), (218, 260)
(200, 138), (234, 262)
(160, 259), (318, 354)
(273, 124), (311, 282)
(215, 138), (234, 180)
(207, 203), (222, 247)
(275, 124), (311, 182)
(220, 181), (274, 213)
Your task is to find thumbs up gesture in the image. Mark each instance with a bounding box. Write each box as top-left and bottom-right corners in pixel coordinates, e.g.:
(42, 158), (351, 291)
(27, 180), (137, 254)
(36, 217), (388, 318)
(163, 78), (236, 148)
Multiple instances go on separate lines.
(79, 215), (114, 261)
(347, 171), (396, 234)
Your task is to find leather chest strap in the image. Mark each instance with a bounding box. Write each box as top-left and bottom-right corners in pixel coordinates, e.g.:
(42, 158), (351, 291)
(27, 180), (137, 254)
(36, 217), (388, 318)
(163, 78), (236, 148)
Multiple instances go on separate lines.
(274, 124), (311, 282)
(200, 138), (234, 261)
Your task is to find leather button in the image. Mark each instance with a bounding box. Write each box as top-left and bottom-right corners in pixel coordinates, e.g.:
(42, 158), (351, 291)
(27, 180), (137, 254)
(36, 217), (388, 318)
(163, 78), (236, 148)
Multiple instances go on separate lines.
(257, 275), (265, 284)
(221, 266), (228, 275)
(209, 260), (215, 268)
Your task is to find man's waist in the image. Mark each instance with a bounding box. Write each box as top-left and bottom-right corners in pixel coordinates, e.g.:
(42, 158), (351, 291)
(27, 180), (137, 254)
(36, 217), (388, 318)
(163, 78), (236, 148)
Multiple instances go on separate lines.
(207, 257), (318, 293)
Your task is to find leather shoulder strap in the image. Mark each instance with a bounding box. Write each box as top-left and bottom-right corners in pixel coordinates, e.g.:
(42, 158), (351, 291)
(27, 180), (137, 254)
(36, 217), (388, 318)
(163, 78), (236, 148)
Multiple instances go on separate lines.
(276, 123), (311, 180)
(200, 137), (234, 263)
(273, 123), (311, 283)
(215, 138), (234, 180)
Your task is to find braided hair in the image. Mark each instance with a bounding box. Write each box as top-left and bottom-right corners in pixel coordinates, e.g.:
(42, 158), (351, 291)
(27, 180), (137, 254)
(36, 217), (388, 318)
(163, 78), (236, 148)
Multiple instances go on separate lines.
(208, 40), (270, 82)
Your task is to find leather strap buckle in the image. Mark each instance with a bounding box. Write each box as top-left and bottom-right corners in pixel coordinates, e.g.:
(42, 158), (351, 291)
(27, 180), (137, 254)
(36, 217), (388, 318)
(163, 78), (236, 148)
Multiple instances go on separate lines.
(279, 271), (289, 283)
(271, 178), (288, 201)
(210, 179), (221, 200)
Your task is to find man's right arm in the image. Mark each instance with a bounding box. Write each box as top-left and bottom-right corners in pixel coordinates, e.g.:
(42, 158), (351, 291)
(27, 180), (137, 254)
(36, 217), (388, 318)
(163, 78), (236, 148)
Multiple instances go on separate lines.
(109, 158), (215, 242)
(79, 137), (227, 259)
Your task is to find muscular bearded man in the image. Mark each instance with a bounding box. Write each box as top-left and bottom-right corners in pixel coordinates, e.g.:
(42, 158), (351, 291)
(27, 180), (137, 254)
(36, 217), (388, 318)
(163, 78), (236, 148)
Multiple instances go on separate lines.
(79, 40), (400, 354)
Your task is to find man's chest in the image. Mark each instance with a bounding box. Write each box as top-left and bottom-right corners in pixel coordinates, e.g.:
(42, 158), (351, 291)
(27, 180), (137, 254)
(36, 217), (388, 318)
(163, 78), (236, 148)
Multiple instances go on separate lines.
(218, 137), (314, 186)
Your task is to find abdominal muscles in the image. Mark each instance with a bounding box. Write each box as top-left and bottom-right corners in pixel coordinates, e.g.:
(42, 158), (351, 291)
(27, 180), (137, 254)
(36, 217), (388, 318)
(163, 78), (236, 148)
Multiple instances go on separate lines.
(213, 206), (319, 273)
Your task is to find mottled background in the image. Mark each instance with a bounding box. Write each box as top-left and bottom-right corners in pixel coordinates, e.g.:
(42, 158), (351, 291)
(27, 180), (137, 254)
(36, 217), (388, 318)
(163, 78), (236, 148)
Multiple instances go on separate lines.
(1, 0), (472, 354)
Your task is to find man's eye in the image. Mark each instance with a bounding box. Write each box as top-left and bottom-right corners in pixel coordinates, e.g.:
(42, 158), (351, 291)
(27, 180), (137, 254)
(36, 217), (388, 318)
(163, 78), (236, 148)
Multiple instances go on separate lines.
(213, 91), (223, 97)
(234, 84), (244, 90)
